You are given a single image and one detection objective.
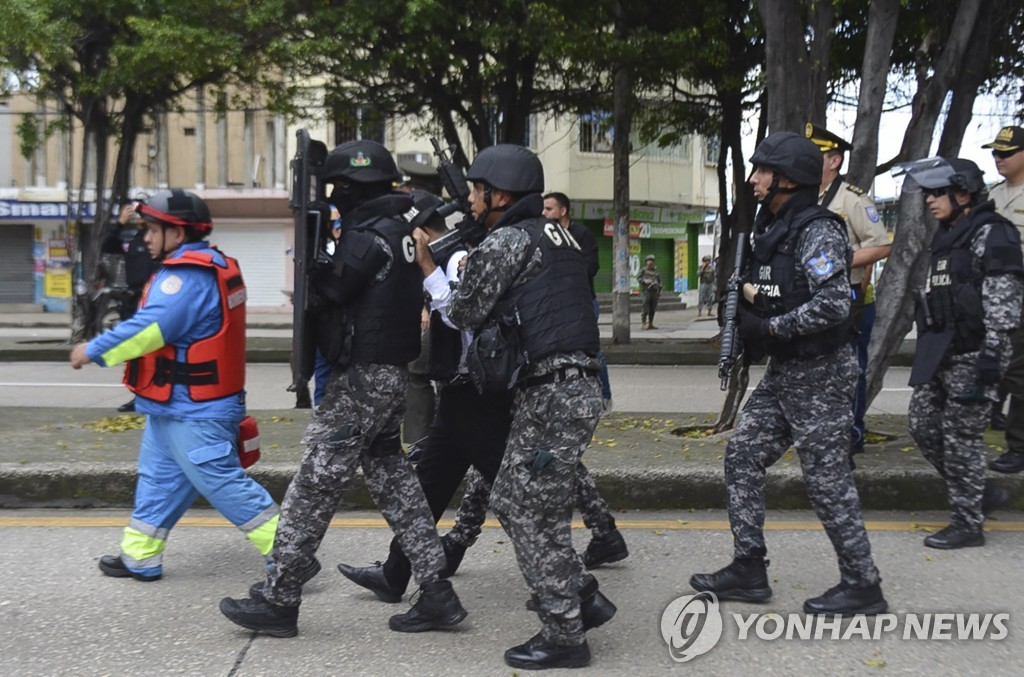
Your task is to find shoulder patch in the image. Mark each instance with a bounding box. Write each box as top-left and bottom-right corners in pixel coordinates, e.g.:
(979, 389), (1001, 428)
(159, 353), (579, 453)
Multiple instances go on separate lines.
(159, 274), (184, 295)
(806, 250), (835, 277)
(844, 183), (865, 196)
(865, 205), (880, 223)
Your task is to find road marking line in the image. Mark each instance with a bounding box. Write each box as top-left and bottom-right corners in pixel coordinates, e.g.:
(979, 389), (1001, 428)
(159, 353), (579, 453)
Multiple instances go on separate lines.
(2, 516), (1023, 532)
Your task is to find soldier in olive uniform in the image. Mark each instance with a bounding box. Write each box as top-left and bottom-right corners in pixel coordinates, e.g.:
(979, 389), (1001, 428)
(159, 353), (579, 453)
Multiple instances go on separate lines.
(447, 144), (612, 670)
(690, 132), (886, 617)
(219, 140), (466, 638)
(806, 124), (892, 457)
(904, 157), (1023, 548)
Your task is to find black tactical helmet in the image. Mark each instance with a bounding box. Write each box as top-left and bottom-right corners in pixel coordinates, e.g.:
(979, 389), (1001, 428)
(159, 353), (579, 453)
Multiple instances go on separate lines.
(466, 144), (544, 194)
(136, 189), (213, 235)
(322, 140), (401, 185)
(750, 132), (823, 187)
(403, 190), (446, 230)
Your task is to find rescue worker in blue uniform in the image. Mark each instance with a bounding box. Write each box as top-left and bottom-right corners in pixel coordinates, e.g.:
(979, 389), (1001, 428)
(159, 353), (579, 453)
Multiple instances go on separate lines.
(70, 189), (280, 581)
(219, 140), (466, 639)
(690, 132), (886, 616)
(446, 144), (611, 670)
(904, 157), (1023, 548)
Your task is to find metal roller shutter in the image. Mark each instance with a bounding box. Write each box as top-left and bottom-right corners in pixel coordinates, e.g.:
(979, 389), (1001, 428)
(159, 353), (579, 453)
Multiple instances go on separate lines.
(0, 224), (35, 303)
(207, 223), (287, 308)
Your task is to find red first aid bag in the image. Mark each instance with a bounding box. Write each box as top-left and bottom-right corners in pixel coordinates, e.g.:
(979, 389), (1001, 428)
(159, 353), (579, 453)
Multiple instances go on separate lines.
(238, 416), (261, 468)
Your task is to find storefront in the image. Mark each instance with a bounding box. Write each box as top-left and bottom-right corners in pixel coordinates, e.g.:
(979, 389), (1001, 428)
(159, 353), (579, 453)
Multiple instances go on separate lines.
(569, 202), (703, 295)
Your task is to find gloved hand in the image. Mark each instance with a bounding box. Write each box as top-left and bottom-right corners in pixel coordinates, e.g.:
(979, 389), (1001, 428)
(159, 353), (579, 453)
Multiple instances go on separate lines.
(977, 344), (1002, 386)
(737, 304), (771, 346)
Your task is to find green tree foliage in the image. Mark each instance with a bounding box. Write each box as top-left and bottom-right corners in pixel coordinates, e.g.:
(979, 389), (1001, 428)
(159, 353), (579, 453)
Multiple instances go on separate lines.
(0, 0), (299, 338)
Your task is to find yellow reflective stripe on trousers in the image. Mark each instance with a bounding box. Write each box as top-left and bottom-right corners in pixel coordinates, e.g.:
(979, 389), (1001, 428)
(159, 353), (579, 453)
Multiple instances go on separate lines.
(120, 526), (166, 568)
(245, 513), (280, 556)
(100, 322), (166, 367)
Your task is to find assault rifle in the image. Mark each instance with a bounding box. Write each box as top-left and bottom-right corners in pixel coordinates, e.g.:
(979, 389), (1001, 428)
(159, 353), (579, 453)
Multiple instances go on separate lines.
(717, 233), (747, 390)
(427, 138), (486, 263)
(287, 129), (329, 403)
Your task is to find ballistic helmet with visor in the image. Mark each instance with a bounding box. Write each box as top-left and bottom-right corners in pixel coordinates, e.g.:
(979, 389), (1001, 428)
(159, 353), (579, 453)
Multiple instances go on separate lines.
(322, 140), (401, 185)
(466, 144), (544, 194)
(896, 157), (986, 196)
(136, 189), (213, 235)
(750, 132), (823, 187)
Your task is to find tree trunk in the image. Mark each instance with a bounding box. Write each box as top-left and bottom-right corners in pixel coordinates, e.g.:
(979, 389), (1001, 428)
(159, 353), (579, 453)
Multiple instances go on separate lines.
(806, 0), (835, 125)
(865, 0), (982, 406)
(937, 2), (992, 157)
(847, 0), (900, 190)
(606, 56), (630, 344)
(757, 0), (810, 133)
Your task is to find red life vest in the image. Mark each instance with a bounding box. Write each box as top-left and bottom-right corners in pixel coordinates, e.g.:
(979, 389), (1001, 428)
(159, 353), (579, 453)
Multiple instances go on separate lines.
(124, 249), (246, 402)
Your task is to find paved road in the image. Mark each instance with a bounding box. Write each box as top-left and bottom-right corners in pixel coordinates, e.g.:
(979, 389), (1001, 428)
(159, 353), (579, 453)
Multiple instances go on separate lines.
(1, 508), (1020, 676)
(0, 362), (916, 414)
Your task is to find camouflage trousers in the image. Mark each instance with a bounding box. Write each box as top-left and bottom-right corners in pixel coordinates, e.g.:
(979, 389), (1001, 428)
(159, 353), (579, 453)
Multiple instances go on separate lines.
(909, 351), (996, 532)
(490, 374), (603, 646)
(446, 462), (617, 549)
(726, 345), (880, 588)
(264, 363), (443, 606)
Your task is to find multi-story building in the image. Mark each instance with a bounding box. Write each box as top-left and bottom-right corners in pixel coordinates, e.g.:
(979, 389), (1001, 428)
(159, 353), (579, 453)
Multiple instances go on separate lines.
(0, 89), (718, 311)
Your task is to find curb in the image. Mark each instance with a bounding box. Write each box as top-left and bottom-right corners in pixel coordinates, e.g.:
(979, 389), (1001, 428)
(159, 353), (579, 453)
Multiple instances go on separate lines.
(2, 462), (1014, 512)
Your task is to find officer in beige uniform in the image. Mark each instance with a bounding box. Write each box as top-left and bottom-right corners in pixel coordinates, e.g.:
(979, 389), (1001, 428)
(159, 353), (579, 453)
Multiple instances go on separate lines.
(984, 126), (1024, 474)
(806, 124), (891, 459)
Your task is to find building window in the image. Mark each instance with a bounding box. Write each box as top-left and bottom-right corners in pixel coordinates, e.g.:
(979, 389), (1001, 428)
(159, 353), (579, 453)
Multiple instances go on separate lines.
(578, 109), (689, 160)
(705, 135), (721, 166)
(579, 111), (614, 153)
(333, 104), (386, 146)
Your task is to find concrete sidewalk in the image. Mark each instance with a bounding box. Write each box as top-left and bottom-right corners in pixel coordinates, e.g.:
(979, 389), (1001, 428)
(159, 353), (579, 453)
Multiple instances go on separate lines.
(1, 406), (1019, 514)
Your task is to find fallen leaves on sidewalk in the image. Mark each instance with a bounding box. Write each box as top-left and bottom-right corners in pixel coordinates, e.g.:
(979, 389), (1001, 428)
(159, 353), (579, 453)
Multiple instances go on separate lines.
(82, 415), (145, 432)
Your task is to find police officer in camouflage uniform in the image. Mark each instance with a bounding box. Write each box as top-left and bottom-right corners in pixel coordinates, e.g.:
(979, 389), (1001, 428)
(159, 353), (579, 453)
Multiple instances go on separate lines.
(904, 157), (1023, 548)
(219, 140), (466, 637)
(440, 460), (628, 570)
(690, 131), (887, 616)
(447, 144), (611, 669)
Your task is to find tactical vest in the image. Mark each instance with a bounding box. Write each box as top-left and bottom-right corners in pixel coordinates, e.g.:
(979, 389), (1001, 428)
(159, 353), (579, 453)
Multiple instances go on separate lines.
(923, 202), (1023, 354)
(491, 218), (600, 363)
(124, 249), (246, 402)
(746, 205), (852, 360)
(346, 217), (424, 365)
(428, 248), (466, 381)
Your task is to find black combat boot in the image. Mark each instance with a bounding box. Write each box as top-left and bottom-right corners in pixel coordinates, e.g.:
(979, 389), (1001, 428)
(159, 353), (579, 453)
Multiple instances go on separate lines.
(982, 480), (1010, 517)
(689, 557), (772, 602)
(525, 575), (617, 630)
(505, 633), (591, 670)
(388, 579), (468, 632)
(249, 557), (323, 601)
(337, 561), (406, 603)
(439, 535), (467, 579)
(924, 524), (985, 549)
(219, 597), (299, 637)
(803, 582), (887, 616)
(581, 529), (629, 568)
(989, 450), (1024, 474)
(98, 555), (161, 582)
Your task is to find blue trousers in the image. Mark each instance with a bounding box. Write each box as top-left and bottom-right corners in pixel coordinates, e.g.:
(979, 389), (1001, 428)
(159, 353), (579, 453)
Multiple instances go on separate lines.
(120, 416), (278, 575)
(852, 302), (876, 448)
